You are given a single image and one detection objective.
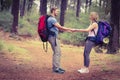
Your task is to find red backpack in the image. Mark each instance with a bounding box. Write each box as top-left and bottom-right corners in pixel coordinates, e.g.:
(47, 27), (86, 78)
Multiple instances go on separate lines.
(38, 15), (51, 52)
(38, 15), (51, 42)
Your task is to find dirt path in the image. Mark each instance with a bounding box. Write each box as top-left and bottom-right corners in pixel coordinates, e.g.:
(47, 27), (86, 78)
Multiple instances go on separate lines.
(0, 35), (120, 80)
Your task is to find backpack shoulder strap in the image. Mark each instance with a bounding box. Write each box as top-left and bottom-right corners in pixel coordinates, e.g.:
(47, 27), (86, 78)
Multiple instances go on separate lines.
(91, 21), (99, 36)
(46, 15), (54, 29)
(92, 29), (96, 36)
(43, 42), (48, 52)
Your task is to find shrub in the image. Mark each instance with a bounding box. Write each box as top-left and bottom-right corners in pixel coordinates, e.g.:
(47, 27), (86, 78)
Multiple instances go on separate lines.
(0, 11), (13, 32)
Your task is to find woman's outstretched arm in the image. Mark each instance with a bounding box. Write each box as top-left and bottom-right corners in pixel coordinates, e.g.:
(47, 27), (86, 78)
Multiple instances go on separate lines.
(72, 23), (98, 32)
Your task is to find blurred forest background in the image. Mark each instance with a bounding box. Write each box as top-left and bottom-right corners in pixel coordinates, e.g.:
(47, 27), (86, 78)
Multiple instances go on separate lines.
(0, 0), (120, 54)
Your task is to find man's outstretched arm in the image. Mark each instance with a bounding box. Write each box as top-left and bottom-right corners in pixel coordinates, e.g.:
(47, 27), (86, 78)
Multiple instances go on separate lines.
(54, 22), (73, 32)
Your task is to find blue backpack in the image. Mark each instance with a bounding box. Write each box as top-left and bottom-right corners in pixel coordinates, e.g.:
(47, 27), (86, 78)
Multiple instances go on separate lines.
(87, 21), (112, 44)
(94, 21), (112, 44)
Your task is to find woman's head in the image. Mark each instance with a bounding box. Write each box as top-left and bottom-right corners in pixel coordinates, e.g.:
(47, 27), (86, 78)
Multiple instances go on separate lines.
(89, 12), (99, 22)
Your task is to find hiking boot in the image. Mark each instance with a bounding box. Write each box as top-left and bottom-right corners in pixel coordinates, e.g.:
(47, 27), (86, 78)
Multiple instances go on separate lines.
(53, 68), (65, 74)
(78, 67), (89, 73)
(59, 68), (65, 72)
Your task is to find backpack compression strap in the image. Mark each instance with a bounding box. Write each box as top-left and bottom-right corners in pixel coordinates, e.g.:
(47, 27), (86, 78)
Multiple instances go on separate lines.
(43, 42), (48, 52)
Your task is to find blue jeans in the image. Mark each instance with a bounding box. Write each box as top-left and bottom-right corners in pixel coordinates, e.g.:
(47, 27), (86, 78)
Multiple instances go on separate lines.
(84, 40), (95, 67)
(48, 36), (61, 70)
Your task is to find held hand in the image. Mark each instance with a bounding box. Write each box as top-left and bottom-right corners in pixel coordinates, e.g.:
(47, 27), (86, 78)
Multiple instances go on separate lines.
(66, 29), (81, 32)
(71, 29), (80, 32)
(71, 29), (76, 32)
(66, 29), (76, 32)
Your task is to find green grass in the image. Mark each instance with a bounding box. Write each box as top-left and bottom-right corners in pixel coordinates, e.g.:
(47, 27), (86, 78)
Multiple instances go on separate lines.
(25, 40), (42, 47)
(0, 39), (32, 61)
(105, 54), (120, 63)
(0, 40), (4, 51)
(0, 39), (28, 54)
(90, 48), (120, 71)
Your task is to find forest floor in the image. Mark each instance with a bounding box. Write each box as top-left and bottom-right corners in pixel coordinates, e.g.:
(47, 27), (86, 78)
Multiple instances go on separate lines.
(0, 30), (120, 80)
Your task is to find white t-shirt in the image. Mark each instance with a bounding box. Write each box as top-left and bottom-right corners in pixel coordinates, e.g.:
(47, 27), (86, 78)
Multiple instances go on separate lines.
(88, 24), (98, 37)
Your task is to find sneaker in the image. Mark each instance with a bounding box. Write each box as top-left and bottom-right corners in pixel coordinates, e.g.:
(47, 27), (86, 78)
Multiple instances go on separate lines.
(78, 68), (89, 73)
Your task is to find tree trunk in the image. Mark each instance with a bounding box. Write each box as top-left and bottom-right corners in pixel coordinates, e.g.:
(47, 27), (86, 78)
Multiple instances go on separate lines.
(102, 0), (106, 8)
(49, 0), (54, 9)
(73, 0), (77, 10)
(86, 0), (89, 7)
(89, 0), (92, 6)
(49, 0), (59, 9)
(0, 0), (4, 11)
(85, 0), (89, 13)
(11, 0), (20, 34)
(96, 0), (98, 4)
(99, 0), (102, 7)
(55, 0), (61, 8)
(40, 0), (47, 15)
(20, 0), (26, 17)
(27, 0), (33, 11)
(76, 0), (81, 17)
(107, 0), (120, 54)
(60, 0), (68, 26)
(105, 0), (110, 15)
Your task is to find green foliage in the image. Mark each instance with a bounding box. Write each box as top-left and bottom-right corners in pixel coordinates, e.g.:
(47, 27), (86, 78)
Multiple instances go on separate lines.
(18, 4), (39, 36)
(0, 3), (39, 36)
(0, 11), (13, 32)
(89, 3), (106, 19)
(19, 17), (37, 36)
(59, 10), (89, 45)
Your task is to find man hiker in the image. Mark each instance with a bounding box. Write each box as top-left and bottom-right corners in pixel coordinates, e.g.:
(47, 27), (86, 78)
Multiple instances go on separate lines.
(47, 7), (73, 74)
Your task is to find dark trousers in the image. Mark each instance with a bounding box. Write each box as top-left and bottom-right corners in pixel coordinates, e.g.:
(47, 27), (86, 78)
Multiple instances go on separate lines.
(84, 40), (95, 67)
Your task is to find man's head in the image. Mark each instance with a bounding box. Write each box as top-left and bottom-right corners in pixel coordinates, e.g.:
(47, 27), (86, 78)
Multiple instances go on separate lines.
(50, 7), (59, 16)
